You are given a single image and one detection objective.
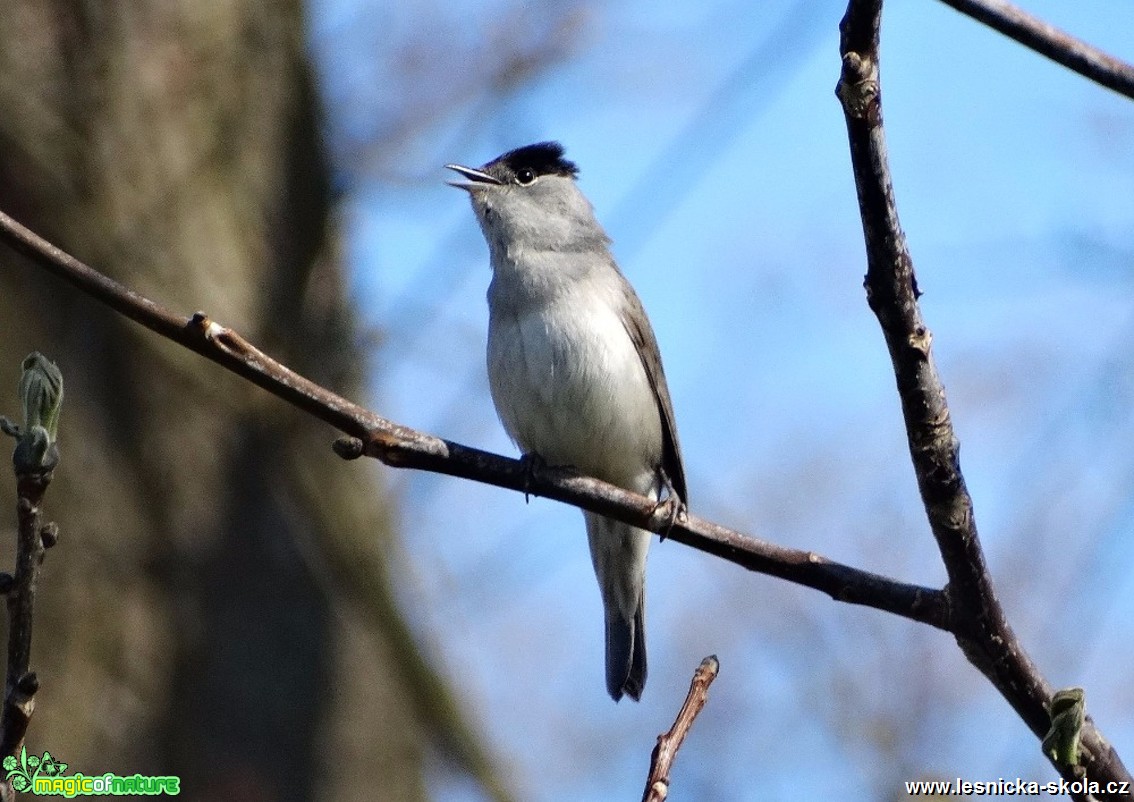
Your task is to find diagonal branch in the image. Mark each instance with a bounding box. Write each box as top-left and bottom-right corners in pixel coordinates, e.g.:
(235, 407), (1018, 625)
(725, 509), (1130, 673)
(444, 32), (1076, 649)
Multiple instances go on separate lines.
(936, 0), (1134, 101)
(836, 1), (1131, 797)
(641, 655), (719, 802)
(0, 208), (948, 632)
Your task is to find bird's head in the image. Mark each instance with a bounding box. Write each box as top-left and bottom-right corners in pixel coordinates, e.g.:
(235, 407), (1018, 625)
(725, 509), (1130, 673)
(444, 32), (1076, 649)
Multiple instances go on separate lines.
(446, 142), (607, 254)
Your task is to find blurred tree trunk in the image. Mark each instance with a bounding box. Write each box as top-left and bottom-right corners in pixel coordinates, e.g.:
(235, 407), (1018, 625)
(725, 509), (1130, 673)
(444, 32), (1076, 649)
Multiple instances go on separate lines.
(0, 2), (499, 800)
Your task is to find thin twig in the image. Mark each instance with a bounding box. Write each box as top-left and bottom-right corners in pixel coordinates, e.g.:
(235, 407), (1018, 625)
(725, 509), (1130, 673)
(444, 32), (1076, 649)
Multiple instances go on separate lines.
(0, 475), (51, 801)
(641, 656), (719, 802)
(937, 0), (1134, 101)
(836, 1), (1131, 798)
(0, 208), (950, 631)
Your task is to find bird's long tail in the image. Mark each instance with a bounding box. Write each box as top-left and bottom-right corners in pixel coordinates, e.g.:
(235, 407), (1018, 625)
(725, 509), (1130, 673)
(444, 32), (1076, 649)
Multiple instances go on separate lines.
(584, 512), (650, 701)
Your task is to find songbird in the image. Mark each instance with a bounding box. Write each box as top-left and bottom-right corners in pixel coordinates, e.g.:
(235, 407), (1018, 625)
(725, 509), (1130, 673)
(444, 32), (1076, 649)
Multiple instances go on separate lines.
(446, 142), (687, 701)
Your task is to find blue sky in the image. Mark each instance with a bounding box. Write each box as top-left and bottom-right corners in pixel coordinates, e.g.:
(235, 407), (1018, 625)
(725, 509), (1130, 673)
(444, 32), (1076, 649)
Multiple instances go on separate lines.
(311, 1), (1134, 798)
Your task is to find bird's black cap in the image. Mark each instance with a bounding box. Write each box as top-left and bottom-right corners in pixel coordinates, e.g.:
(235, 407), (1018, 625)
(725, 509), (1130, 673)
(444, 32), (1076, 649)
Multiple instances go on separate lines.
(490, 141), (578, 179)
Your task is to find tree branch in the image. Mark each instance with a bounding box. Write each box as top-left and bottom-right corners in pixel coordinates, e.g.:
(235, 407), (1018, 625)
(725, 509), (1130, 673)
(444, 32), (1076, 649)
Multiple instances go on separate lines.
(0, 353), (64, 800)
(937, 0), (1134, 101)
(0, 208), (949, 634)
(641, 655), (719, 802)
(0, 483), (46, 802)
(836, 1), (1131, 797)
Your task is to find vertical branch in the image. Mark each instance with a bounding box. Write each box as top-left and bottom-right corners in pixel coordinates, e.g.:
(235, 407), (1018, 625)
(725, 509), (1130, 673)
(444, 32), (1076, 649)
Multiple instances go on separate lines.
(835, 1), (1131, 797)
(0, 475), (48, 761)
(0, 354), (62, 800)
(838, 0), (1002, 646)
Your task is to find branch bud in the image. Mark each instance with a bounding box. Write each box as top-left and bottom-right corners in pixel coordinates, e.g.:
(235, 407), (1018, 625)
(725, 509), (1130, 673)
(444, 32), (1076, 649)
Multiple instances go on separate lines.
(18, 353), (63, 442)
(10, 353), (63, 474)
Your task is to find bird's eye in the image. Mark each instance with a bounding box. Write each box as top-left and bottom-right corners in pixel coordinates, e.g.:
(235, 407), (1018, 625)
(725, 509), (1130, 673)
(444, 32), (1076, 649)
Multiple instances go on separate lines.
(516, 168), (536, 185)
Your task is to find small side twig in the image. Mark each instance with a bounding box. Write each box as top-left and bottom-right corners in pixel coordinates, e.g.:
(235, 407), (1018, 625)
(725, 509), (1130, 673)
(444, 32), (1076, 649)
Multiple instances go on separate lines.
(937, 0), (1134, 101)
(642, 656), (719, 802)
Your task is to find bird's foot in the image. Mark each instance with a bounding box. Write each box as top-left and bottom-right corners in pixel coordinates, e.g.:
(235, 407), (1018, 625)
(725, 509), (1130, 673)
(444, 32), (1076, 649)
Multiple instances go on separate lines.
(518, 452), (547, 503)
(653, 468), (686, 542)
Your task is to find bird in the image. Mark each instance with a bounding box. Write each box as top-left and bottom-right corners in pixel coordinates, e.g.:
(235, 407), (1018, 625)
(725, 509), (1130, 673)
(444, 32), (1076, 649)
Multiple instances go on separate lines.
(446, 141), (686, 701)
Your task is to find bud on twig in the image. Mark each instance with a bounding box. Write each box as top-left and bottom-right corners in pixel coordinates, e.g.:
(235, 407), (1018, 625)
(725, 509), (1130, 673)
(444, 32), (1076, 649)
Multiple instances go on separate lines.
(18, 354), (63, 443)
(7, 353), (63, 475)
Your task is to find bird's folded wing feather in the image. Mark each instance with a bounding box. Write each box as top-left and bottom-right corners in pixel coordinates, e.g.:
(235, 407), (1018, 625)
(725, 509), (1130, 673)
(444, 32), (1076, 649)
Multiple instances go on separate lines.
(617, 284), (687, 505)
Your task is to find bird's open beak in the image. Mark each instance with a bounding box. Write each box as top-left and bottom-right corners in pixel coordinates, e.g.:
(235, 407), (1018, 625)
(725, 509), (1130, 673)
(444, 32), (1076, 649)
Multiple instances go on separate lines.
(445, 163), (504, 190)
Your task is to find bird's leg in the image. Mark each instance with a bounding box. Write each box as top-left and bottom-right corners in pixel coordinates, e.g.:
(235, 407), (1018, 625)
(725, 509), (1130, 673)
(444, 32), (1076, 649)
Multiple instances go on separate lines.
(653, 468), (685, 542)
(517, 452), (547, 503)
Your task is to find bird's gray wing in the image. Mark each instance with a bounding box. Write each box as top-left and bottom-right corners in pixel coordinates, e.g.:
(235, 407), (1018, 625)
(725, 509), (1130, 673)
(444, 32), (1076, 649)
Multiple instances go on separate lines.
(617, 282), (687, 505)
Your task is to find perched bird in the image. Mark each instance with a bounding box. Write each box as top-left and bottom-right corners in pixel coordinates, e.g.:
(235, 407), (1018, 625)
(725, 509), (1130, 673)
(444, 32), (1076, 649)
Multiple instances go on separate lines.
(446, 142), (686, 701)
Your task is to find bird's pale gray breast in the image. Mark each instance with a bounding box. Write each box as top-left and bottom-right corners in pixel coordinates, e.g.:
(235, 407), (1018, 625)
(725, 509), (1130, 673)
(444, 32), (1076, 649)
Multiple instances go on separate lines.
(486, 265), (664, 493)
